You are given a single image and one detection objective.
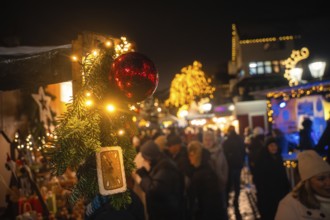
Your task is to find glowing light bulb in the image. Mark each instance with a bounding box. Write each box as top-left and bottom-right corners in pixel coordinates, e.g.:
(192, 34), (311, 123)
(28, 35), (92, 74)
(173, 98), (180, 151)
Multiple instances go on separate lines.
(118, 129), (125, 135)
(71, 55), (78, 62)
(105, 41), (112, 47)
(106, 104), (115, 112)
(86, 100), (93, 106)
(92, 50), (98, 56)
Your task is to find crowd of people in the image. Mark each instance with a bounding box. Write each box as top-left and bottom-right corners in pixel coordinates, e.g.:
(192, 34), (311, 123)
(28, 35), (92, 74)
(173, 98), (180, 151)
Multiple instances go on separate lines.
(77, 116), (330, 220)
(130, 126), (243, 220)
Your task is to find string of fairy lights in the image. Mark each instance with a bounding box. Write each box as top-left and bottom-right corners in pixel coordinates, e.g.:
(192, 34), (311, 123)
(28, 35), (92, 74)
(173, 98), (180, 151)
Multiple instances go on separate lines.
(266, 82), (330, 123)
(165, 61), (215, 108)
(70, 36), (137, 138)
(14, 36), (136, 157)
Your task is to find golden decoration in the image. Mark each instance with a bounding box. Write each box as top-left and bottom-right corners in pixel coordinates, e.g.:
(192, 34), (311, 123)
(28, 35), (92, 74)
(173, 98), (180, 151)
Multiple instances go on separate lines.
(283, 47), (310, 86)
(165, 61), (215, 108)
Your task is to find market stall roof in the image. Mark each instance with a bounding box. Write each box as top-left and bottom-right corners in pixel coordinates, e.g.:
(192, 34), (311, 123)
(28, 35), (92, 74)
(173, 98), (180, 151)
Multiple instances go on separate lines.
(0, 44), (72, 91)
(250, 79), (330, 99)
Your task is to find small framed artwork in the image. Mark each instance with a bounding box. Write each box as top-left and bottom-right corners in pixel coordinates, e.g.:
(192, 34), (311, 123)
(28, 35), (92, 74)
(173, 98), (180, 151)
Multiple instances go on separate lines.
(96, 146), (127, 195)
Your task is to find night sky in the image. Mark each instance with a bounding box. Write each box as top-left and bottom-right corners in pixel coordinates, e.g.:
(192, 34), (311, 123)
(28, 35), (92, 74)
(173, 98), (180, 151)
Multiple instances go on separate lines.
(1, 2), (330, 91)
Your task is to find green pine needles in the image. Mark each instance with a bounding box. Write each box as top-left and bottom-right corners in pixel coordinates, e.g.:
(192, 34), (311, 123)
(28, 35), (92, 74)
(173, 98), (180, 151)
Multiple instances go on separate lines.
(45, 40), (137, 210)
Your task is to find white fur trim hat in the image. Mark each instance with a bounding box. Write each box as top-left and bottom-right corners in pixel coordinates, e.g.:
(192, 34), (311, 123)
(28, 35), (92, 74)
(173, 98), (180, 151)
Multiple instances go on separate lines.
(298, 150), (330, 181)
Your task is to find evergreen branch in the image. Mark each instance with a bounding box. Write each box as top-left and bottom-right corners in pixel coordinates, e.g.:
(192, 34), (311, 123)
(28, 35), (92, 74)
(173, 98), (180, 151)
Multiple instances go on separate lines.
(47, 39), (137, 209)
(110, 190), (132, 210)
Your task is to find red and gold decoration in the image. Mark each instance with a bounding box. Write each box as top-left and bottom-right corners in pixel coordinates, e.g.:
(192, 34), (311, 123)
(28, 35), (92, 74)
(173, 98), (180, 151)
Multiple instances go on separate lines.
(109, 52), (159, 103)
(46, 35), (154, 211)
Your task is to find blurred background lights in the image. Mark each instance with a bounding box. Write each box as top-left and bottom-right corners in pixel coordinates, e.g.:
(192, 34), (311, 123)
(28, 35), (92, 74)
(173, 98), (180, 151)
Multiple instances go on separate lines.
(279, 101), (286, 108)
(60, 81), (73, 103)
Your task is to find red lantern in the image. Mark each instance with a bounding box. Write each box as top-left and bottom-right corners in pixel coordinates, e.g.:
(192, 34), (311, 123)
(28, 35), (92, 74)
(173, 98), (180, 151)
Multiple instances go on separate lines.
(109, 52), (159, 103)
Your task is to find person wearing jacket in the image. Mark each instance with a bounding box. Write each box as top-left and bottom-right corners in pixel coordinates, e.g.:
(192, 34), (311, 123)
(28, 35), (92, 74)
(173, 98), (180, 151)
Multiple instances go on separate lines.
(187, 140), (227, 220)
(315, 119), (330, 164)
(202, 130), (229, 220)
(254, 137), (291, 220)
(135, 140), (185, 220)
(275, 150), (330, 220)
(222, 125), (245, 216)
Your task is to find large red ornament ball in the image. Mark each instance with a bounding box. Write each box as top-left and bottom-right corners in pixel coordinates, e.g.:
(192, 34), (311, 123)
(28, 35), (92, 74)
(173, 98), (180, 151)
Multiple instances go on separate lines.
(109, 52), (159, 102)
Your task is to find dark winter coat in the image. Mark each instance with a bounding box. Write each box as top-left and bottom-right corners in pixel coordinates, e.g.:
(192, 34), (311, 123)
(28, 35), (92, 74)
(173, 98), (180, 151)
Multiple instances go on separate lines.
(222, 133), (246, 169)
(247, 134), (264, 176)
(299, 128), (315, 150)
(188, 149), (224, 220)
(254, 147), (291, 220)
(165, 146), (192, 178)
(136, 156), (185, 220)
(316, 120), (330, 164)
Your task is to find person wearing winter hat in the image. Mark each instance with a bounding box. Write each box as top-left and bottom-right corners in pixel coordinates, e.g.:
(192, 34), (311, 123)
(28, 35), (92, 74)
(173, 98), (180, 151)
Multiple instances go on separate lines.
(164, 133), (192, 219)
(140, 140), (163, 162)
(135, 140), (185, 220)
(275, 150), (330, 220)
(132, 139), (161, 219)
(164, 133), (191, 187)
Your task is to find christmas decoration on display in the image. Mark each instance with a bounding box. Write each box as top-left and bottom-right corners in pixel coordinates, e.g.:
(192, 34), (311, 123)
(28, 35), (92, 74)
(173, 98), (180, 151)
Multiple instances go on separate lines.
(46, 35), (139, 210)
(96, 146), (126, 195)
(31, 87), (53, 127)
(109, 52), (159, 102)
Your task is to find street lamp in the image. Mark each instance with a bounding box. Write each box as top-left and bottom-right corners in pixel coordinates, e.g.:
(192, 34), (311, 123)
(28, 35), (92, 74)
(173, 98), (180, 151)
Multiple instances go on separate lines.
(289, 68), (303, 84)
(308, 61), (326, 80)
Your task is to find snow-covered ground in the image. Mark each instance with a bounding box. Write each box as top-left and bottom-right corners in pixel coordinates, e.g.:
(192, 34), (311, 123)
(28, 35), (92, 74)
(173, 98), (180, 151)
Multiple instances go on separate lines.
(228, 166), (260, 220)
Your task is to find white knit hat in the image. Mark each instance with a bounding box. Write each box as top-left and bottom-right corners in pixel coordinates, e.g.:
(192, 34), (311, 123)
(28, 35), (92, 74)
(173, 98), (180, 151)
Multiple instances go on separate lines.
(298, 150), (330, 181)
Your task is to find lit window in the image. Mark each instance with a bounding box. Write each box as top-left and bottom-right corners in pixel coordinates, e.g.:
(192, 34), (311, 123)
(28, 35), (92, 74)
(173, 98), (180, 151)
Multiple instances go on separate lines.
(265, 61), (272, 73)
(249, 62), (257, 75)
(248, 60), (284, 75)
(250, 67), (257, 75)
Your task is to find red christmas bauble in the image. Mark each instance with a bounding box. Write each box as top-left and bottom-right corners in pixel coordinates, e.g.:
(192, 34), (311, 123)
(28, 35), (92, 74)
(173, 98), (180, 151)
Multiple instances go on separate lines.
(109, 52), (159, 102)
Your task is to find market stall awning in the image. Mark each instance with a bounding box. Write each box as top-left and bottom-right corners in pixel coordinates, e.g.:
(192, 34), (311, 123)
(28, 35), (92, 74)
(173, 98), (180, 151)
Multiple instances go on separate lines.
(250, 79), (330, 99)
(0, 45), (72, 91)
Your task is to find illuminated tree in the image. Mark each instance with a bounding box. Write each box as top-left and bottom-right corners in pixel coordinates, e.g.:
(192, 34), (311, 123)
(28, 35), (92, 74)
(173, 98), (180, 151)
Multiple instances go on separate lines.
(165, 61), (215, 108)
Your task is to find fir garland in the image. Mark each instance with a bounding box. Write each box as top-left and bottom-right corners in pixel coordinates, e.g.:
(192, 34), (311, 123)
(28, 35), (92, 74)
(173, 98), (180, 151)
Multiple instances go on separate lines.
(45, 40), (137, 209)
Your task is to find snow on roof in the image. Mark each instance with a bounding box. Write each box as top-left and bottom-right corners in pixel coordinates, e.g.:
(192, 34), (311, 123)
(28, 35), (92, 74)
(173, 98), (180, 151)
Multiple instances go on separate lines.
(0, 44), (73, 91)
(0, 44), (72, 56)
